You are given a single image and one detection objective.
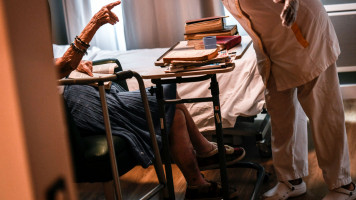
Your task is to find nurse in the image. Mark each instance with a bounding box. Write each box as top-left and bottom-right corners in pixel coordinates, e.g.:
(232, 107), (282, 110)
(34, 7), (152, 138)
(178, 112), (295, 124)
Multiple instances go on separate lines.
(221, 0), (355, 199)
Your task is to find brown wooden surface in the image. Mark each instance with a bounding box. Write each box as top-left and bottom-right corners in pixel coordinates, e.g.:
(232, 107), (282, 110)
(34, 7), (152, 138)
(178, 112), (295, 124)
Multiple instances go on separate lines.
(155, 36), (252, 67)
(140, 62), (235, 80)
(77, 99), (356, 200)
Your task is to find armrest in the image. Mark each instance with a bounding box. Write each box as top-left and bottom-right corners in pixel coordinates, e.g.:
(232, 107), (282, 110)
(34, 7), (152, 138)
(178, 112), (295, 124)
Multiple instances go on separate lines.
(92, 58), (129, 91)
(58, 70), (134, 86)
(92, 58), (122, 68)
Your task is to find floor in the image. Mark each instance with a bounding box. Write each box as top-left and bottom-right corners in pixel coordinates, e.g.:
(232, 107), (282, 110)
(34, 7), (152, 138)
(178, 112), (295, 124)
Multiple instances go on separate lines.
(77, 99), (356, 200)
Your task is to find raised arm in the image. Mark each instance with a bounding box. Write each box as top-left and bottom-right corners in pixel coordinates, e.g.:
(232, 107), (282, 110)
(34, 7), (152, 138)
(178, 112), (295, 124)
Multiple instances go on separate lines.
(56, 1), (121, 78)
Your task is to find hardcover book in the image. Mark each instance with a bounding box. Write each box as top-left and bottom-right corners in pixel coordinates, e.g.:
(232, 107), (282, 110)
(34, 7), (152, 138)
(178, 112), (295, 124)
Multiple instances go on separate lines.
(162, 48), (219, 64)
(184, 25), (237, 40)
(216, 35), (242, 50)
(184, 16), (226, 35)
(187, 35), (242, 50)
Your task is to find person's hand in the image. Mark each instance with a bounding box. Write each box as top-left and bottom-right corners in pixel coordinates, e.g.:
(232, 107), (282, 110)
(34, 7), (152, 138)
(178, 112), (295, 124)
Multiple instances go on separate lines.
(77, 60), (93, 77)
(273, 0), (299, 28)
(90, 1), (121, 27)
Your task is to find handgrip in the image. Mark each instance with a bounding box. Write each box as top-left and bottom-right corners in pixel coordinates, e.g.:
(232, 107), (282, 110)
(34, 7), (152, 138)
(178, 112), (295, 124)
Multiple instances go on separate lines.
(115, 70), (134, 81)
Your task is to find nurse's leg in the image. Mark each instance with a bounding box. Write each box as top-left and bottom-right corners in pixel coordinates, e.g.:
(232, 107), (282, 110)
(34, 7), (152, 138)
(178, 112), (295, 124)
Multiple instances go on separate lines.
(297, 63), (351, 190)
(265, 74), (308, 181)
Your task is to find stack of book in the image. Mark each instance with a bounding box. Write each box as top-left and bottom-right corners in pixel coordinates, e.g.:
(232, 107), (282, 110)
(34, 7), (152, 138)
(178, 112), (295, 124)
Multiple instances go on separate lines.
(157, 42), (231, 73)
(184, 16), (241, 51)
(184, 16), (238, 40)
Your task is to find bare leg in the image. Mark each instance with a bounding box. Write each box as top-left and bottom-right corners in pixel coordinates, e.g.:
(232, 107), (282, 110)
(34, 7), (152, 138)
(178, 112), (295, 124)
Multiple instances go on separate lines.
(169, 107), (208, 186)
(175, 104), (214, 155)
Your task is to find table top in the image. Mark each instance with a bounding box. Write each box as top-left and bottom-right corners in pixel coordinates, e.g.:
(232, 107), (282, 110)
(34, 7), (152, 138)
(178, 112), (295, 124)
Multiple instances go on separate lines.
(140, 36), (251, 80)
(140, 62), (235, 79)
(229, 36), (252, 59)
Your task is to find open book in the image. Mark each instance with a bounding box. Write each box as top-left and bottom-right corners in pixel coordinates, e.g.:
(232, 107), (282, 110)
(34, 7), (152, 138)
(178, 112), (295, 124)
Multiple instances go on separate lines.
(164, 51), (231, 73)
(68, 62), (118, 89)
(162, 48), (219, 63)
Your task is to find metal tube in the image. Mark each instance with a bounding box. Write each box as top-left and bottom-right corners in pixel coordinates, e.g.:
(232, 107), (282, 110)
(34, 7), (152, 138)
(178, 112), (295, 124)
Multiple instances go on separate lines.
(229, 162), (265, 200)
(210, 75), (230, 200)
(155, 80), (175, 200)
(98, 83), (123, 200)
(133, 73), (167, 187)
(139, 184), (165, 200)
(59, 74), (118, 85)
(164, 97), (213, 104)
(58, 70), (134, 86)
(151, 74), (212, 84)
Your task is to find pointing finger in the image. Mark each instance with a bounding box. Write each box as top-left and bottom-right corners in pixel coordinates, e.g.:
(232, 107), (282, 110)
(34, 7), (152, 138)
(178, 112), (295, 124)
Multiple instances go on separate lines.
(106, 1), (121, 10)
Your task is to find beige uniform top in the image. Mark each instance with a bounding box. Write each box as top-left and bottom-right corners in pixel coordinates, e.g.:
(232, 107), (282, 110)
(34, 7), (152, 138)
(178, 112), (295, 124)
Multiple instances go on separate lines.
(222, 0), (340, 91)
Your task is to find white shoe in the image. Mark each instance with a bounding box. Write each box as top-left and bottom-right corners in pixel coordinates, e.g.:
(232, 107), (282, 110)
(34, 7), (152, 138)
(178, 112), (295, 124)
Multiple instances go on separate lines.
(322, 183), (356, 200)
(263, 181), (306, 200)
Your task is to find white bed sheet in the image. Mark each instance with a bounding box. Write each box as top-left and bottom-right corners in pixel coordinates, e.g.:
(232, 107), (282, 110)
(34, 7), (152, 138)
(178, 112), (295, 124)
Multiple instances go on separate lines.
(53, 36), (265, 132)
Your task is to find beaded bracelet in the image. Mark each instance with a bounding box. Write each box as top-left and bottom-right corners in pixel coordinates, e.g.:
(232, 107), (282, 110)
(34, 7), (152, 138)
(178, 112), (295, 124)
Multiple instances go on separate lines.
(75, 36), (90, 48)
(70, 42), (88, 55)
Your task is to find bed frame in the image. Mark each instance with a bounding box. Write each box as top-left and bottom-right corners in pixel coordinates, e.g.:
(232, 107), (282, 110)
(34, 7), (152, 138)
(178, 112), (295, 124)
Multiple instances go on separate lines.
(325, 3), (356, 99)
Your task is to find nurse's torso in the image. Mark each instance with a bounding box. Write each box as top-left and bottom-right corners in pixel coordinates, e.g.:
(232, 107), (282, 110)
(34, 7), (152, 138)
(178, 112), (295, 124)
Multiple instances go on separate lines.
(222, 0), (340, 91)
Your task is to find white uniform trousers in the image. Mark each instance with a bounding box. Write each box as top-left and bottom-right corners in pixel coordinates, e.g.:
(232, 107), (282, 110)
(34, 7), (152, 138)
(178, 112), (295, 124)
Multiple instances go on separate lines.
(265, 63), (351, 190)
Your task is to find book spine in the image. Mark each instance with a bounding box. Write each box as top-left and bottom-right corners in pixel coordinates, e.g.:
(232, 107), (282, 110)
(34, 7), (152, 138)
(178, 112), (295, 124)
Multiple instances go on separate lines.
(184, 25), (237, 40)
(184, 19), (224, 34)
(185, 31), (233, 40)
(226, 36), (241, 50)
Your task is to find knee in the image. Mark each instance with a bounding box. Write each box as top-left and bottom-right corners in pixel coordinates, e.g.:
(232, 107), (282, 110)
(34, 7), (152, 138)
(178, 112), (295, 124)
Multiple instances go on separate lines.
(175, 104), (189, 114)
(174, 107), (185, 122)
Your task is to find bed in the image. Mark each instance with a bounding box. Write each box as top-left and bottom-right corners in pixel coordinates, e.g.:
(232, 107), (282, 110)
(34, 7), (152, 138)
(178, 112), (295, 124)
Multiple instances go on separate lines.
(53, 36), (266, 134)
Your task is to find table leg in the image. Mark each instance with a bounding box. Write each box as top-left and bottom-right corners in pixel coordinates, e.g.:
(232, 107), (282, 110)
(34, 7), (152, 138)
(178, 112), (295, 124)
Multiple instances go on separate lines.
(210, 75), (230, 199)
(155, 82), (175, 200)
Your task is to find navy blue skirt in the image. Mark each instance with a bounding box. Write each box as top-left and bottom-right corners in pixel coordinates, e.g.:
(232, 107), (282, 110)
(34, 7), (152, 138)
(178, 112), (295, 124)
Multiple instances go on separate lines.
(63, 82), (176, 168)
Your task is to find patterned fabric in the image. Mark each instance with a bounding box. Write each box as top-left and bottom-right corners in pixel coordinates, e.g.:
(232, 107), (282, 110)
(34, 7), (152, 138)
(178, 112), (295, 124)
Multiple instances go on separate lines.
(63, 82), (176, 167)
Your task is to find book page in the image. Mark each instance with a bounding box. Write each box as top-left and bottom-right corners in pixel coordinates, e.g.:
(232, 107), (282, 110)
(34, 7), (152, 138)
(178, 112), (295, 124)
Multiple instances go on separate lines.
(68, 70), (91, 79)
(67, 71), (113, 89)
(92, 63), (118, 74)
(171, 56), (229, 67)
(166, 63), (226, 73)
(68, 71), (113, 79)
(164, 49), (217, 60)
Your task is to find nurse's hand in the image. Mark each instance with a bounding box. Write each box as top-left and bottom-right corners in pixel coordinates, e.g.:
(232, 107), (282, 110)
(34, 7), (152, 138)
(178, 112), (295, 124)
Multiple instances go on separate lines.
(273, 0), (299, 28)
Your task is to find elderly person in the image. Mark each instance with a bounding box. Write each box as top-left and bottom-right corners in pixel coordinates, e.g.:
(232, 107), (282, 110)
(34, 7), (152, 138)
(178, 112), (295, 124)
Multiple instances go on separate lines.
(221, 0), (355, 199)
(56, 1), (244, 199)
